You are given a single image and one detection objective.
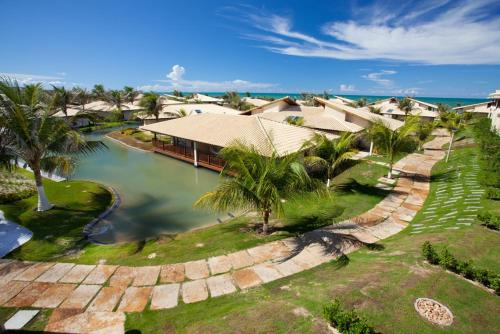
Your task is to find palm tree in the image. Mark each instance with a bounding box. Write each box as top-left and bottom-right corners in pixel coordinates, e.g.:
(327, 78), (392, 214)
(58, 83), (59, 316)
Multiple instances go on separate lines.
(139, 92), (162, 121)
(172, 90), (183, 97)
(194, 142), (320, 234)
(72, 87), (90, 110)
(123, 86), (138, 103)
(223, 91), (245, 110)
(367, 116), (419, 178)
(285, 116), (305, 126)
(92, 84), (106, 100)
(52, 86), (73, 116)
(368, 106), (382, 114)
(105, 90), (127, 120)
(172, 108), (188, 118)
(415, 120), (434, 150)
(305, 133), (358, 187)
(398, 97), (415, 116)
(348, 98), (367, 108)
(0, 79), (106, 211)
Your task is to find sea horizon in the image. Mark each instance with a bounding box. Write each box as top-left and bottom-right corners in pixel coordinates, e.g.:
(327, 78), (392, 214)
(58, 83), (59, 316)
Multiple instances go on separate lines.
(158, 91), (490, 107)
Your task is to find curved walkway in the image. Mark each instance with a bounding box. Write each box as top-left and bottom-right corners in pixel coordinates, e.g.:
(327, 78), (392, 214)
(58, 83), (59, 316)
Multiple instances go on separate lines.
(0, 136), (448, 333)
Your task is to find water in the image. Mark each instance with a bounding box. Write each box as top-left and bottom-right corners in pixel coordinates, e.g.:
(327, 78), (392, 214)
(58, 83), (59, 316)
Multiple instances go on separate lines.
(73, 129), (221, 243)
(160, 92), (488, 108)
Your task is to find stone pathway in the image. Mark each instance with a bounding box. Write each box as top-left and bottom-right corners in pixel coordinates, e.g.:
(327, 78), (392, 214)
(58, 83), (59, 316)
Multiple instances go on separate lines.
(0, 136), (450, 333)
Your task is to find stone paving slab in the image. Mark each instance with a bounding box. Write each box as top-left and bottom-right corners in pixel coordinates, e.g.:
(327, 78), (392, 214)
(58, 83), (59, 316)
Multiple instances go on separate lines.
(0, 280), (30, 305)
(3, 309), (39, 330)
(227, 250), (254, 269)
(35, 263), (75, 283)
(60, 284), (101, 309)
(0, 262), (33, 285)
(274, 259), (303, 277)
(208, 255), (232, 275)
(32, 283), (77, 308)
(15, 262), (54, 281)
(159, 263), (185, 283)
(181, 279), (208, 304)
(109, 266), (135, 287)
(133, 266), (160, 286)
(117, 286), (152, 312)
(46, 309), (125, 334)
(87, 286), (125, 312)
(184, 260), (209, 280)
(232, 268), (262, 289)
(252, 263), (284, 283)
(150, 284), (180, 310)
(60, 264), (96, 284)
(4, 282), (52, 307)
(206, 274), (237, 297)
(82, 264), (118, 285)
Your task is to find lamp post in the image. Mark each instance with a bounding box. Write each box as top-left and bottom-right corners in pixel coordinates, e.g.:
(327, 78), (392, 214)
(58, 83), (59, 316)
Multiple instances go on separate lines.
(445, 128), (458, 163)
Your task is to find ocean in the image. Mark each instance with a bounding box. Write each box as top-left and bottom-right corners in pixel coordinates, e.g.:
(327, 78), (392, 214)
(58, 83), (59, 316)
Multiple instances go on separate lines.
(174, 92), (489, 107)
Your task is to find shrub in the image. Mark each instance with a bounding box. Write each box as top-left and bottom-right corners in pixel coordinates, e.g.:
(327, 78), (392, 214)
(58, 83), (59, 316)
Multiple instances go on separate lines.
(422, 241), (439, 264)
(439, 248), (458, 272)
(0, 171), (36, 203)
(323, 299), (376, 334)
(457, 260), (475, 280)
(490, 277), (500, 295)
(485, 187), (500, 200)
(478, 211), (500, 230)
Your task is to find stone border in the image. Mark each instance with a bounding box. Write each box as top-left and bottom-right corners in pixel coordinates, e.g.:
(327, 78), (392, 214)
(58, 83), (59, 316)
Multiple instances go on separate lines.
(82, 185), (121, 242)
(414, 298), (454, 326)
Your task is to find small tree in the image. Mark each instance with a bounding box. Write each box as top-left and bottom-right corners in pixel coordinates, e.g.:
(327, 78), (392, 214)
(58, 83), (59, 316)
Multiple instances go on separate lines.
(367, 116), (418, 178)
(305, 133), (358, 187)
(195, 142), (321, 234)
(398, 97), (415, 116)
(123, 86), (138, 103)
(92, 84), (106, 99)
(52, 86), (73, 116)
(106, 90), (127, 119)
(285, 116), (305, 126)
(72, 87), (90, 110)
(415, 120), (434, 150)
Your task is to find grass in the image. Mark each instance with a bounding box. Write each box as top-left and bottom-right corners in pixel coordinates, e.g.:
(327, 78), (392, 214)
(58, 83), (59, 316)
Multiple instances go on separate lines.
(80, 120), (139, 133)
(2, 159), (388, 266)
(122, 145), (499, 333)
(0, 169), (112, 261)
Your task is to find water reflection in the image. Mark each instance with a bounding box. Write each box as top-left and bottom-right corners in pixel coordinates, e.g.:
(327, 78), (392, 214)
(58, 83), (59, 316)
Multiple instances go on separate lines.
(73, 129), (221, 243)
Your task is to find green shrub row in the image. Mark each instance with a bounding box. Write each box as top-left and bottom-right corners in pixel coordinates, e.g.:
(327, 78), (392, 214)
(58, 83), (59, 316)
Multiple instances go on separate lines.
(323, 299), (376, 334)
(0, 171), (36, 203)
(422, 241), (500, 294)
(477, 211), (500, 230)
(472, 119), (500, 197)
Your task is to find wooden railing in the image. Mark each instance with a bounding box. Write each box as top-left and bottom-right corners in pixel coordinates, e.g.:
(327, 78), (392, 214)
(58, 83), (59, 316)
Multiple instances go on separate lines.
(152, 139), (225, 170)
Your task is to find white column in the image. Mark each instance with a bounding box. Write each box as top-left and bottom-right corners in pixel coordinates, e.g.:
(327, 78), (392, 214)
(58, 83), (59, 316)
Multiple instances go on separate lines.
(369, 141), (374, 156)
(193, 141), (198, 167)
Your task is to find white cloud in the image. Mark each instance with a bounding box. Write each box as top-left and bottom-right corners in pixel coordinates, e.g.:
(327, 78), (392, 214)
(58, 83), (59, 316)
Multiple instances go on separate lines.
(0, 72), (65, 85)
(140, 65), (277, 92)
(339, 84), (356, 92)
(236, 0), (500, 64)
(167, 64), (186, 81)
(362, 70), (397, 86)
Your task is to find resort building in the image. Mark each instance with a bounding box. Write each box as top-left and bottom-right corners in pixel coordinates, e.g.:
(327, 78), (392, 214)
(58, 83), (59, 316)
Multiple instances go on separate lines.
(83, 100), (143, 120)
(242, 97), (271, 107)
(368, 97), (438, 121)
(140, 113), (338, 172)
(52, 106), (91, 127)
(455, 90), (500, 132)
(188, 93), (224, 104)
(330, 95), (356, 105)
(244, 96), (303, 114)
(141, 103), (244, 125)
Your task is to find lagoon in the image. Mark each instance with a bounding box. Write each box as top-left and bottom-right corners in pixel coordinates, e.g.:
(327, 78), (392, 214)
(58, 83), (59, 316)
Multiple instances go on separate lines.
(73, 129), (221, 244)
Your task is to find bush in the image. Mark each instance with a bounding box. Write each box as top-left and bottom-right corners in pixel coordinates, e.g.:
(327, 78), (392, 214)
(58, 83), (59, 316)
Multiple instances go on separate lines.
(477, 211), (500, 230)
(422, 241), (439, 264)
(0, 170), (36, 203)
(422, 242), (499, 294)
(323, 299), (376, 334)
(485, 187), (500, 200)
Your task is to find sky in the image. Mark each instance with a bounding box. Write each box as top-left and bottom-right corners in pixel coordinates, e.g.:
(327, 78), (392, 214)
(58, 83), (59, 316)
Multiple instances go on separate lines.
(1, 0), (499, 98)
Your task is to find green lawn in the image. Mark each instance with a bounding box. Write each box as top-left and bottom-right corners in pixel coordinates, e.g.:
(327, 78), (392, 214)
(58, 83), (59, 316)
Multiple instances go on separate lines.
(2, 159), (388, 266)
(0, 170), (113, 261)
(122, 146), (499, 334)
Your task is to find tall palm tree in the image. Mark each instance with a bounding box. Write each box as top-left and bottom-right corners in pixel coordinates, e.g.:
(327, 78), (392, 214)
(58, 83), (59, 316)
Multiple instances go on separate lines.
(367, 116), (419, 178)
(194, 143), (320, 234)
(305, 133), (358, 187)
(139, 92), (162, 121)
(92, 84), (106, 100)
(72, 87), (90, 110)
(52, 86), (73, 116)
(0, 79), (106, 211)
(123, 86), (138, 103)
(172, 90), (183, 97)
(398, 97), (415, 116)
(171, 108), (188, 118)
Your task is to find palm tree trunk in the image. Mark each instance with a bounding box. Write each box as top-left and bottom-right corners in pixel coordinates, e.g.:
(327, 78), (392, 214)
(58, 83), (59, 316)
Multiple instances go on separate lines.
(262, 210), (270, 234)
(33, 165), (53, 212)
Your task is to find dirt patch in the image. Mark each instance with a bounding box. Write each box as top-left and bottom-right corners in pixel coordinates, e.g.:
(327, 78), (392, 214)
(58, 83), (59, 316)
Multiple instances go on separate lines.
(408, 263), (434, 277)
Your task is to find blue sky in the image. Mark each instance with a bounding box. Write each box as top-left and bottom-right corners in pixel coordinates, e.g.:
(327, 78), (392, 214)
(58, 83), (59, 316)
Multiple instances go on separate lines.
(1, 0), (499, 97)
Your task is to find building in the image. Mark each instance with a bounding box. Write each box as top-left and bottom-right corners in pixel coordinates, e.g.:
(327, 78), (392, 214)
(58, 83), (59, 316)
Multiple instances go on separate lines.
(242, 97), (270, 107)
(489, 90), (500, 132)
(455, 90), (500, 132)
(83, 100), (143, 120)
(140, 103), (244, 125)
(140, 113), (338, 172)
(369, 97), (438, 121)
(52, 106), (91, 127)
(188, 93), (224, 104)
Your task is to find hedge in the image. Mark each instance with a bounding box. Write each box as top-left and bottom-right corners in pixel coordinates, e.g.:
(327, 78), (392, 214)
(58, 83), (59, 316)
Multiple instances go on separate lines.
(422, 241), (500, 294)
(477, 211), (500, 230)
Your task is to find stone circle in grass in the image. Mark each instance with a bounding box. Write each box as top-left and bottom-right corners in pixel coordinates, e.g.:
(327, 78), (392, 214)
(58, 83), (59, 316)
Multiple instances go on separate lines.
(414, 298), (453, 326)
